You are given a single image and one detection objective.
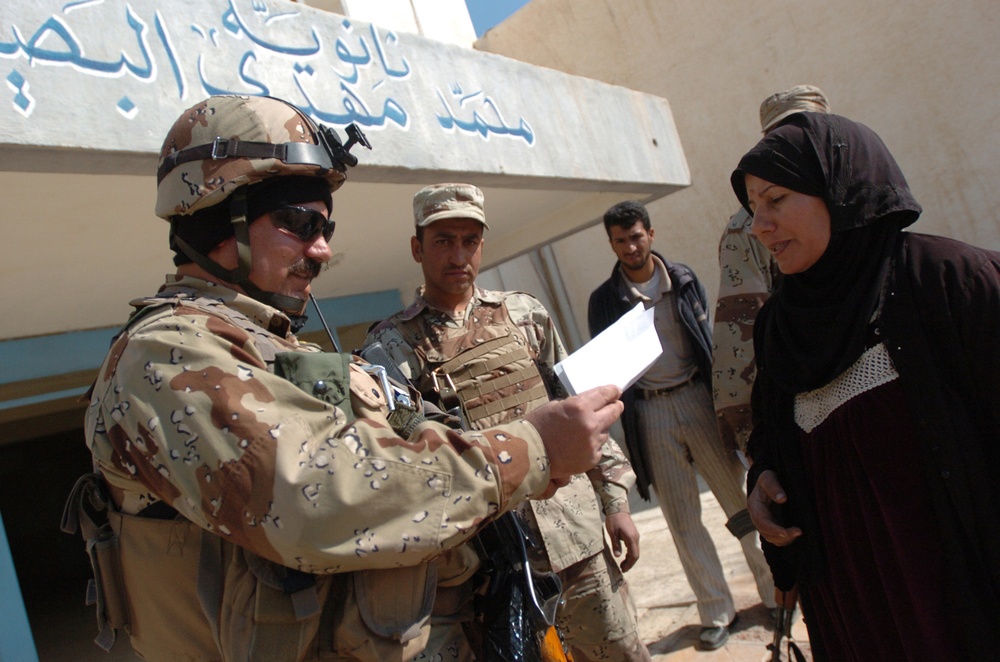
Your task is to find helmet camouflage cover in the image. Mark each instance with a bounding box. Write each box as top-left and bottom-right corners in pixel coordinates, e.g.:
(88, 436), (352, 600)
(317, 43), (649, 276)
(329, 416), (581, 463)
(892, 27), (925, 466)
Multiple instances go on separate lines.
(156, 95), (349, 219)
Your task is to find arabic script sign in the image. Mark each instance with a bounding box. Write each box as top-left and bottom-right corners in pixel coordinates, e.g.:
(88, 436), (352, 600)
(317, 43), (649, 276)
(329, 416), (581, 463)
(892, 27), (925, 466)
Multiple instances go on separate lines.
(2, 0), (687, 188)
(1, 0), (534, 153)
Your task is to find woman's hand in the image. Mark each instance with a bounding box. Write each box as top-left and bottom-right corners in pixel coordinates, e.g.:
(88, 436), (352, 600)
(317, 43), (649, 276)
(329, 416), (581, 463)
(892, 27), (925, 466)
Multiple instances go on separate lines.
(748, 469), (803, 547)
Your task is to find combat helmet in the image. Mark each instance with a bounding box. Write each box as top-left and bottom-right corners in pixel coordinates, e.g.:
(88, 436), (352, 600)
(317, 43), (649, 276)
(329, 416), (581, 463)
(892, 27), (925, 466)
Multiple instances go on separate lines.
(156, 94), (370, 314)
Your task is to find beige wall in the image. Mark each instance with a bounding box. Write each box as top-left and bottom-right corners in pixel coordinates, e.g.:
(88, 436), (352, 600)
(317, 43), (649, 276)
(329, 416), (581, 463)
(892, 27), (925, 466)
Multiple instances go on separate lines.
(0, 0), (687, 341)
(477, 0), (1000, 338)
(303, 0), (478, 47)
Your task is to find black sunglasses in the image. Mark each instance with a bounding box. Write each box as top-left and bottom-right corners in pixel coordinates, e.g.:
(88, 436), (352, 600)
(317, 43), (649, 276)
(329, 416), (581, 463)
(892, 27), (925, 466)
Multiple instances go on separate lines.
(269, 206), (335, 242)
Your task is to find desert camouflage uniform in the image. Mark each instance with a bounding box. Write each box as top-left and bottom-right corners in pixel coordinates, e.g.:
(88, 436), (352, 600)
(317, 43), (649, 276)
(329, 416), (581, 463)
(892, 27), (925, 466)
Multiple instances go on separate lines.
(365, 286), (651, 662)
(711, 208), (779, 454)
(85, 275), (554, 662)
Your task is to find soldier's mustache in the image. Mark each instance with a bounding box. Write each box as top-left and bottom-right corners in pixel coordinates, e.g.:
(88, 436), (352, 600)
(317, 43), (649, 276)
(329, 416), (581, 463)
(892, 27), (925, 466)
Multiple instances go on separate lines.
(290, 258), (325, 279)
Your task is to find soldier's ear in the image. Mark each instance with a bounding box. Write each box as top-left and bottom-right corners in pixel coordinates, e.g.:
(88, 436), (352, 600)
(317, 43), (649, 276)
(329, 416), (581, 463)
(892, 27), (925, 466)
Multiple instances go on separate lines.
(208, 236), (239, 271)
(410, 235), (422, 263)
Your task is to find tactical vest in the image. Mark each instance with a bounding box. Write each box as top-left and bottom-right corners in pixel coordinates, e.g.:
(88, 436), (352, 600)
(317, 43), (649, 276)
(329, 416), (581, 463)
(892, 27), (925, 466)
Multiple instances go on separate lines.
(63, 292), (461, 662)
(391, 300), (551, 431)
(387, 297), (607, 575)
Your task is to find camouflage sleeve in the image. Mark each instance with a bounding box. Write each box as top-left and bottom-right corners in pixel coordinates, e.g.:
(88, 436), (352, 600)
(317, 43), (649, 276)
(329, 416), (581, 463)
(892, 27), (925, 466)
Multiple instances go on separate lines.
(586, 437), (635, 515)
(712, 209), (776, 453)
(540, 313), (570, 399)
(87, 309), (551, 575)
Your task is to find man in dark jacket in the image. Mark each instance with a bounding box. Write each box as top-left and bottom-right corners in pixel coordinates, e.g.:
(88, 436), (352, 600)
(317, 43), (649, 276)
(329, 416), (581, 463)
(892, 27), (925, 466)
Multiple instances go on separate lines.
(587, 201), (775, 650)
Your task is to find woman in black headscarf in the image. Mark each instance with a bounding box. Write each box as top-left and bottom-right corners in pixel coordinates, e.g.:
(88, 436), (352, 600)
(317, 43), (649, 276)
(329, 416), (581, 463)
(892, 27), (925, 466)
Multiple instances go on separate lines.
(731, 112), (1000, 660)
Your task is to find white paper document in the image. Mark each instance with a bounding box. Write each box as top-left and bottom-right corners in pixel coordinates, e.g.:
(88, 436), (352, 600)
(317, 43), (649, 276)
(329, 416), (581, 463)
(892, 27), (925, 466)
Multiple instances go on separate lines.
(554, 302), (662, 395)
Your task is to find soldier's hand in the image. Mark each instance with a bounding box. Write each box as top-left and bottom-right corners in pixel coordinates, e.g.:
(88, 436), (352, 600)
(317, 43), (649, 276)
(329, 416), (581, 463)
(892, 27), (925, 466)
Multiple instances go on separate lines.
(525, 384), (623, 480)
(605, 511), (641, 571)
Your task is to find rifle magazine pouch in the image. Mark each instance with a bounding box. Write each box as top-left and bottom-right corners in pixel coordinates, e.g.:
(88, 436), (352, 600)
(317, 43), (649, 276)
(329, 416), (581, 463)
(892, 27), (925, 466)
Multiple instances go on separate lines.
(89, 532), (128, 630)
(219, 549), (329, 662)
(430, 334), (548, 430)
(354, 564), (437, 643)
(108, 510), (221, 661)
(80, 528), (126, 651)
(323, 565), (434, 659)
(62, 473), (126, 651)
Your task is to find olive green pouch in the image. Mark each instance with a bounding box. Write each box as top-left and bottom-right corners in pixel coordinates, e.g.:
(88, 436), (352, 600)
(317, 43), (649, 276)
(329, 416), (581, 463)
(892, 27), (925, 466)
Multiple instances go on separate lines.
(273, 352), (355, 425)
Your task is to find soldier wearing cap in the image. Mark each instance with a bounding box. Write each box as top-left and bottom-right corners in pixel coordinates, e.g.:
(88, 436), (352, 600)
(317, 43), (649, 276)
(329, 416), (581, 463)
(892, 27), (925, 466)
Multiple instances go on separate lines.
(364, 183), (651, 662)
(713, 85), (832, 455)
(65, 97), (624, 662)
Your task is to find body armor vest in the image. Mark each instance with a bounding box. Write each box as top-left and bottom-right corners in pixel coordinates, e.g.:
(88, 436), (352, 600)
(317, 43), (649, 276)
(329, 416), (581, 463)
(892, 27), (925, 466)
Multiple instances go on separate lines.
(391, 300), (551, 429)
(386, 297), (609, 575)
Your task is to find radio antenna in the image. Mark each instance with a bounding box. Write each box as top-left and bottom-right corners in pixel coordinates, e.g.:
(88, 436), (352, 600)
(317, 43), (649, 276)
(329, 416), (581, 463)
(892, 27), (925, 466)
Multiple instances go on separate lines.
(309, 293), (341, 353)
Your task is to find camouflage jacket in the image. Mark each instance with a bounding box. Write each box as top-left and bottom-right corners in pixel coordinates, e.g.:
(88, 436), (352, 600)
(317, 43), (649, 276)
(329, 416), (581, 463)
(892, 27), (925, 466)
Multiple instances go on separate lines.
(365, 286), (635, 572)
(711, 208), (779, 453)
(86, 276), (552, 574)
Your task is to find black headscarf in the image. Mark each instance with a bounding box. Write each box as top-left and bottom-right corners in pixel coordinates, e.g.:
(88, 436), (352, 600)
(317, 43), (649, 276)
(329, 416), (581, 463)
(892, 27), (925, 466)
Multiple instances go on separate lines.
(731, 113), (922, 392)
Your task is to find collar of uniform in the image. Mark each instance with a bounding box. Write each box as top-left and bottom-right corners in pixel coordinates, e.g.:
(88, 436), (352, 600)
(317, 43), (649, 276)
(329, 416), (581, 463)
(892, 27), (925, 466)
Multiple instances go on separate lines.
(618, 254), (672, 303)
(397, 285), (502, 322)
(157, 274), (293, 337)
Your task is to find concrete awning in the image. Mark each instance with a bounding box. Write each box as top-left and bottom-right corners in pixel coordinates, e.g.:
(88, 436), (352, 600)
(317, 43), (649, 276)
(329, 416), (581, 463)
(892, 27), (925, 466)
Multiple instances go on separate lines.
(0, 0), (688, 432)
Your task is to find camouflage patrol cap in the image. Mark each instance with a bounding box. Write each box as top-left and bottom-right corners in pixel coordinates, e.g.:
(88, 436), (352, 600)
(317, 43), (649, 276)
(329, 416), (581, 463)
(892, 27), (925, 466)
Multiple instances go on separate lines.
(155, 95), (348, 219)
(413, 183), (490, 230)
(759, 85), (830, 134)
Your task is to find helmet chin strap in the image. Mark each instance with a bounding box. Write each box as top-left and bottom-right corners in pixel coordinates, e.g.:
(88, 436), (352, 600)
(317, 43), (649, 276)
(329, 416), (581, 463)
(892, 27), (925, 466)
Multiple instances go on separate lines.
(171, 187), (309, 318)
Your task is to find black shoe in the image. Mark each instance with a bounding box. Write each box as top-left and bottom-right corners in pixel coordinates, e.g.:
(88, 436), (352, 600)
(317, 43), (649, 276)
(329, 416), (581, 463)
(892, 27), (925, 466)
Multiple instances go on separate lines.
(699, 616), (737, 650)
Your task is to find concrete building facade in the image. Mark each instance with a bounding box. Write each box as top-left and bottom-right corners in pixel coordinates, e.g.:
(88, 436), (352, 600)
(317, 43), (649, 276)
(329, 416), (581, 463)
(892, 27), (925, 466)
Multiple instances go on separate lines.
(4, 0), (998, 658)
(0, 1), (686, 658)
(475, 0), (1000, 337)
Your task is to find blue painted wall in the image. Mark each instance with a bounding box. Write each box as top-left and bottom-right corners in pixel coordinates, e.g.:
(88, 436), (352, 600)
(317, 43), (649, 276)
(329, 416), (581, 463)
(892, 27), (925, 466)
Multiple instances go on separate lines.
(0, 512), (38, 662)
(0, 289), (403, 411)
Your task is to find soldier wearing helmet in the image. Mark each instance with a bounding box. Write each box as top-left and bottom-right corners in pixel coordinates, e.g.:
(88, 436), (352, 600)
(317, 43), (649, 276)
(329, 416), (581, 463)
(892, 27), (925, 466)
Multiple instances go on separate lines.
(157, 93), (359, 320)
(66, 95), (624, 661)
